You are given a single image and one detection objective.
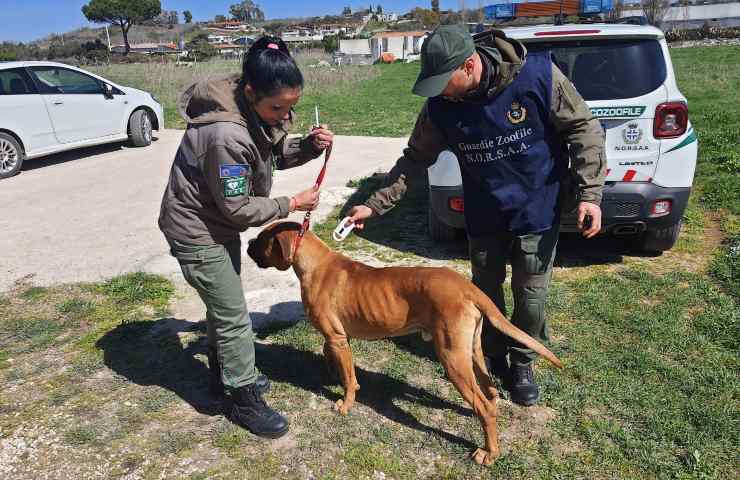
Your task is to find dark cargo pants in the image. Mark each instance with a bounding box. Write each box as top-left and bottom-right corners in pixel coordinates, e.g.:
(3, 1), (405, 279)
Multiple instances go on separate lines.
(167, 237), (257, 389)
(468, 225), (559, 366)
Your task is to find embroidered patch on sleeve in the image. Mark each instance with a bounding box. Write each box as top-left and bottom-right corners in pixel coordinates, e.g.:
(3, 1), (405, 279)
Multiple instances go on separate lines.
(223, 176), (246, 197)
(219, 164), (249, 178)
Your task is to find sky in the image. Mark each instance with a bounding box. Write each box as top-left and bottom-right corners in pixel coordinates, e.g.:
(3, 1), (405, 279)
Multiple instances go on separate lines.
(0, 0), (463, 43)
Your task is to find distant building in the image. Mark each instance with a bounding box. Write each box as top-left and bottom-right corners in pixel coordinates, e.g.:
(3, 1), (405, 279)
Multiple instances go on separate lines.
(622, 2), (740, 28)
(363, 12), (399, 23)
(214, 43), (246, 58)
(110, 43), (181, 55)
(281, 27), (322, 43)
(208, 20), (256, 32)
(233, 36), (256, 46)
(370, 31), (428, 61)
(207, 34), (232, 44)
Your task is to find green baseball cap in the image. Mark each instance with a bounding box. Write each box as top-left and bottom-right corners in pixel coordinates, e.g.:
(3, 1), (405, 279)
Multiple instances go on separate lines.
(413, 24), (475, 98)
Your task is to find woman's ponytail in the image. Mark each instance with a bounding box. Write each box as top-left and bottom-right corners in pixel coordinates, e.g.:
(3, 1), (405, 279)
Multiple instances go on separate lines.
(240, 36), (303, 100)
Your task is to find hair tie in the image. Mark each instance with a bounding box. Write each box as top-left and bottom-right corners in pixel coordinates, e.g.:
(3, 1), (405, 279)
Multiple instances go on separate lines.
(267, 43), (279, 50)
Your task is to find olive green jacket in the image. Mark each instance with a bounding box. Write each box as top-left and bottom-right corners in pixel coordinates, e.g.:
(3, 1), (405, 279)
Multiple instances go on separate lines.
(159, 74), (322, 245)
(365, 29), (606, 217)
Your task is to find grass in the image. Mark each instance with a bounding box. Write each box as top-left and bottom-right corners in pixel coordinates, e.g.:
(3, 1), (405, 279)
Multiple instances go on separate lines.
(88, 53), (386, 131)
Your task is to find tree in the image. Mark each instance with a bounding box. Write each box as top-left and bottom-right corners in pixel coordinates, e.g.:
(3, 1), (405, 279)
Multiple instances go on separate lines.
(377, 5), (383, 14)
(186, 32), (217, 60)
(342, 6), (352, 16)
(432, 0), (440, 13)
(322, 34), (340, 53)
(641, 0), (669, 27)
(81, 0), (161, 55)
(606, 0), (624, 21)
(229, 1), (265, 23)
(411, 7), (440, 27)
(214, 15), (227, 23)
(183, 10), (192, 23)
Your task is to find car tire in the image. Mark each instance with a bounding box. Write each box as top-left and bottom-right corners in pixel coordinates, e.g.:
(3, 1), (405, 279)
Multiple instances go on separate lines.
(128, 109), (153, 147)
(632, 221), (682, 253)
(0, 132), (24, 180)
(428, 206), (458, 242)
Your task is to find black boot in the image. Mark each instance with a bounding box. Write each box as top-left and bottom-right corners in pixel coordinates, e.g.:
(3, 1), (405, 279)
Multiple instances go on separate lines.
(230, 384), (289, 439)
(208, 347), (270, 396)
(509, 362), (540, 406)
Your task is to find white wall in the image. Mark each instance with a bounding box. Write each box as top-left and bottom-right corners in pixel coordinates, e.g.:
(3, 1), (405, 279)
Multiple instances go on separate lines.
(623, 2), (740, 21)
(339, 39), (372, 55)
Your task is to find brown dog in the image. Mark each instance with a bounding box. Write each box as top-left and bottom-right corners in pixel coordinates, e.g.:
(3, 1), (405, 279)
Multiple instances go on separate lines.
(247, 221), (562, 465)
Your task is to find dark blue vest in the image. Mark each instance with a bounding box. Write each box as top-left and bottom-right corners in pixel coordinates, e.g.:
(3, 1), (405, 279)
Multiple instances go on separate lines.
(428, 52), (565, 236)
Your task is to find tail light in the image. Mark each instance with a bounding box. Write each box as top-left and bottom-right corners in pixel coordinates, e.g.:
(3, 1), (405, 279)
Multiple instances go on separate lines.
(448, 197), (464, 213)
(654, 102), (688, 138)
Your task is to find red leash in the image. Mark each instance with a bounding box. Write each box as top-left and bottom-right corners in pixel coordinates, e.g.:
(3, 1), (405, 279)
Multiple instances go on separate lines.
(290, 142), (332, 262)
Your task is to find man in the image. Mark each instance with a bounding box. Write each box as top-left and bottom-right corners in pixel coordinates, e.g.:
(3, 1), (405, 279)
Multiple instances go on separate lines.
(348, 25), (605, 406)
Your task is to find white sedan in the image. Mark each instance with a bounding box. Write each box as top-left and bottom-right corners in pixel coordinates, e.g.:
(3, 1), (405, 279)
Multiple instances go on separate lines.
(0, 61), (164, 179)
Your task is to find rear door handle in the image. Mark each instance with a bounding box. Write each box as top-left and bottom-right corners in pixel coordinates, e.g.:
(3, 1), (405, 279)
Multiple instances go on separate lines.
(53, 101), (64, 105)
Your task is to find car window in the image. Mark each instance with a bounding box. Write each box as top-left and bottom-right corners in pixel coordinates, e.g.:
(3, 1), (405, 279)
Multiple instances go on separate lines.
(29, 66), (103, 95)
(525, 39), (667, 101)
(0, 68), (37, 95)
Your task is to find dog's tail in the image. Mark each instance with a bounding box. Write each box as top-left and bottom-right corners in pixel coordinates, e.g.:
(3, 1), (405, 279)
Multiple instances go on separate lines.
(471, 287), (563, 369)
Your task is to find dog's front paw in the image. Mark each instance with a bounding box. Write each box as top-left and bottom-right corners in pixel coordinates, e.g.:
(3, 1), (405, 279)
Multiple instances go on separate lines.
(333, 399), (349, 415)
(471, 448), (498, 466)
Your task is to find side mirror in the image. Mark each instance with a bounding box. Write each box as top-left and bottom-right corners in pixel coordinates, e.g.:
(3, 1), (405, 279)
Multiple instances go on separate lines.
(103, 83), (114, 99)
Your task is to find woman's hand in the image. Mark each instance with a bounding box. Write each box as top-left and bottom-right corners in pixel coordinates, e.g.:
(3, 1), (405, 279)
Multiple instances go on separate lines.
(309, 124), (334, 151)
(291, 186), (320, 212)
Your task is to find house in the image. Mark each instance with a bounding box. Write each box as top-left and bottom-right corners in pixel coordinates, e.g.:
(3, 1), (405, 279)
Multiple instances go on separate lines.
(233, 36), (255, 46)
(214, 43), (246, 58)
(110, 43), (181, 55)
(336, 38), (374, 65)
(339, 38), (372, 55)
(207, 34), (232, 45)
(281, 27), (322, 43)
(370, 31), (428, 62)
(208, 20), (253, 31)
(363, 12), (399, 22)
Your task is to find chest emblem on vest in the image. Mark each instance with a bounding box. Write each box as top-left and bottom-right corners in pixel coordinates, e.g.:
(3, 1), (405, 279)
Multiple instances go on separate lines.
(506, 101), (527, 124)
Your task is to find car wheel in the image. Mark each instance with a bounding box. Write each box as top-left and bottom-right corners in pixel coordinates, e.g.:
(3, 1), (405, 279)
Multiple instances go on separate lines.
(428, 206), (458, 242)
(128, 109), (153, 147)
(0, 133), (24, 180)
(632, 221), (682, 253)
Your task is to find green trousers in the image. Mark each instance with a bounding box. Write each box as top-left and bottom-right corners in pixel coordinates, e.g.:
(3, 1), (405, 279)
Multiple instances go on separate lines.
(468, 225), (559, 366)
(167, 237), (257, 389)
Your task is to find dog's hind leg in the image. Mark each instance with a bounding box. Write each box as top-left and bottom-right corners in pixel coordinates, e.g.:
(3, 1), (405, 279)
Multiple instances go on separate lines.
(472, 319), (498, 401)
(324, 336), (359, 415)
(435, 327), (500, 466)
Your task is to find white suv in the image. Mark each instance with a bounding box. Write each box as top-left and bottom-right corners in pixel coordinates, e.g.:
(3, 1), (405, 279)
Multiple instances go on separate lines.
(427, 24), (698, 252)
(0, 61), (164, 179)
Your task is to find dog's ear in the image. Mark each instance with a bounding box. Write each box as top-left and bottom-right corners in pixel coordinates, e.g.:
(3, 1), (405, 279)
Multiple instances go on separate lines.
(273, 228), (295, 270)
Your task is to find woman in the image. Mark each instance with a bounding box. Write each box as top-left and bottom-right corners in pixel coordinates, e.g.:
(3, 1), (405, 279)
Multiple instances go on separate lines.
(158, 36), (333, 439)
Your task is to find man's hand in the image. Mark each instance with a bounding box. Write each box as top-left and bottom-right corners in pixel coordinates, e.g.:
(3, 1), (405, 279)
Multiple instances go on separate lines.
(577, 201), (602, 239)
(346, 205), (375, 230)
(309, 124), (334, 151)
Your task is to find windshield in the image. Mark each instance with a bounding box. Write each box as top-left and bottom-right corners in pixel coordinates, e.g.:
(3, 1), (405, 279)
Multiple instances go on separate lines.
(526, 39), (667, 101)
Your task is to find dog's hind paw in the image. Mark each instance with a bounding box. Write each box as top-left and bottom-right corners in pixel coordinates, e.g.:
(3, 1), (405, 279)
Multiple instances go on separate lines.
(471, 448), (498, 466)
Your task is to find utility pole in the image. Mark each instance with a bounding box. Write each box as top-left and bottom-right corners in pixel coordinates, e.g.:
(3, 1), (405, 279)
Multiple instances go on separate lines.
(105, 25), (111, 51)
